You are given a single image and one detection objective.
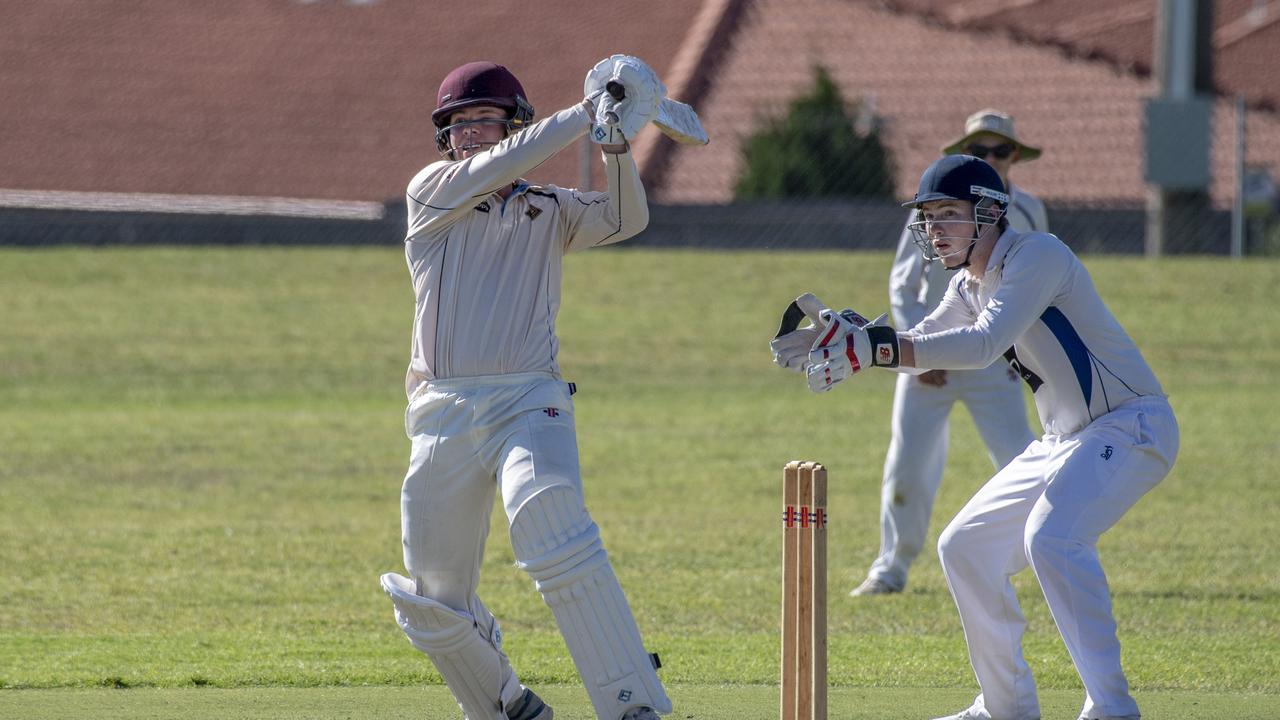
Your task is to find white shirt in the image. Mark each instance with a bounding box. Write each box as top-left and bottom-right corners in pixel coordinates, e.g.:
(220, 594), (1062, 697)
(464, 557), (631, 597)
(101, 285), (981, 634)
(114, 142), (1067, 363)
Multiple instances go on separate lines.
(889, 183), (1048, 329)
(907, 229), (1166, 436)
(402, 103), (648, 397)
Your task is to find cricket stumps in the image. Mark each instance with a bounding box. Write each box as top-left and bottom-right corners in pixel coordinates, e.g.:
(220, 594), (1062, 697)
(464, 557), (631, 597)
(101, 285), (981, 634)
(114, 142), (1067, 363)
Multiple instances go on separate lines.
(781, 461), (827, 720)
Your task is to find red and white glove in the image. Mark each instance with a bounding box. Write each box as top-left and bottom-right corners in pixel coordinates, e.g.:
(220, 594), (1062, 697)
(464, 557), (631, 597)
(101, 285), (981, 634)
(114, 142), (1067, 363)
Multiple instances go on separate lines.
(770, 292), (829, 373)
(805, 314), (899, 393)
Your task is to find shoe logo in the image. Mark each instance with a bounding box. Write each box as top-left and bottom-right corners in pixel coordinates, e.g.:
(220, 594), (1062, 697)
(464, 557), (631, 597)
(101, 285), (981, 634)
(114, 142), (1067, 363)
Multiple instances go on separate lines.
(1101, 445), (1114, 460)
(617, 689), (632, 703)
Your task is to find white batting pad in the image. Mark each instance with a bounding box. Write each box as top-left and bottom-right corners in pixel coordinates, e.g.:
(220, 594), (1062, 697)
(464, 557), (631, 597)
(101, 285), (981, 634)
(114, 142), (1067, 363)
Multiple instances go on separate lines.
(381, 573), (519, 720)
(510, 488), (672, 719)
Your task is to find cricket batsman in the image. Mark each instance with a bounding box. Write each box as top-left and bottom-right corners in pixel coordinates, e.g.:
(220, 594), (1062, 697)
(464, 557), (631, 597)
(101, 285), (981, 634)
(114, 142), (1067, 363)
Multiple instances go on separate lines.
(378, 57), (672, 720)
(771, 155), (1179, 720)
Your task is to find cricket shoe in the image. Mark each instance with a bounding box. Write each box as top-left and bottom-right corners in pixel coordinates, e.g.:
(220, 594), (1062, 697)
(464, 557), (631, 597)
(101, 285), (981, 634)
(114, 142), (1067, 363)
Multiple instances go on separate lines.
(506, 688), (553, 720)
(930, 710), (989, 720)
(849, 576), (902, 597)
(618, 707), (661, 720)
(932, 709), (1041, 720)
(1078, 716), (1139, 720)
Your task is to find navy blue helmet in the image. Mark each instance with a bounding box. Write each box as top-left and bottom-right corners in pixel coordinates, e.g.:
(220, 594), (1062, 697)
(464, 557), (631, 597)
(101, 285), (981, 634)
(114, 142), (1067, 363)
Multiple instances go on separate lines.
(903, 154), (1009, 209)
(904, 155), (1010, 267)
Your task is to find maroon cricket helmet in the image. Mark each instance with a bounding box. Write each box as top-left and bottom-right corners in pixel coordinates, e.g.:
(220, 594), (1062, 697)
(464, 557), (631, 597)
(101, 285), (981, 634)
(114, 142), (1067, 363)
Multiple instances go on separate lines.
(431, 62), (535, 142)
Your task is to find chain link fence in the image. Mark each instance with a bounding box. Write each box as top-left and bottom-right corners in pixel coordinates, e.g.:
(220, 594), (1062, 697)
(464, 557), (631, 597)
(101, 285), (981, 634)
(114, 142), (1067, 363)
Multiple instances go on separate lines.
(1, 198), (1267, 256)
(2, 92), (1277, 255)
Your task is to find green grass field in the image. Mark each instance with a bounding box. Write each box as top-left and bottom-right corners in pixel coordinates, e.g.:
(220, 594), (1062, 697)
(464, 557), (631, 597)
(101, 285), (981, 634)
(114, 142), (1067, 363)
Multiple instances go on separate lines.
(1, 247), (1277, 719)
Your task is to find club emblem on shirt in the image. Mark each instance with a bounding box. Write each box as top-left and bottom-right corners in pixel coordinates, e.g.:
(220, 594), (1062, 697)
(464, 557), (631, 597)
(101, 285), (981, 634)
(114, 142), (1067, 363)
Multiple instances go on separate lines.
(1101, 445), (1114, 461)
(475, 201), (490, 213)
(526, 205), (542, 220)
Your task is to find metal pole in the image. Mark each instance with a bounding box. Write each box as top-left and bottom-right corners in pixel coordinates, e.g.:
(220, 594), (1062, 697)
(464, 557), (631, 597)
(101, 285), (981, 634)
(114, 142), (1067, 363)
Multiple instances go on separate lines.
(1232, 95), (1245, 258)
(1166, 0), (1194, 100)
(1146, 0), (1215, 256)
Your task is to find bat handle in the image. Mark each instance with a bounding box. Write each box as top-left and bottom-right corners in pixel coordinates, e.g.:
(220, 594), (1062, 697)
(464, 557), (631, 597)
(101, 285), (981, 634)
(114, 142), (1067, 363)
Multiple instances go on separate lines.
(606, 81), (626, 101)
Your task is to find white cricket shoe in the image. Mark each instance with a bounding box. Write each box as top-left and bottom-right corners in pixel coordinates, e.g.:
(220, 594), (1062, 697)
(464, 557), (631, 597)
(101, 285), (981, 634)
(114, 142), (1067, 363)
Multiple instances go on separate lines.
(1078, 716), (1139, 720)
(506, 688), (553, 720)
(619, 707), (661, 720)
(849, 576), (902, 596)
(930, 708), (991, 720)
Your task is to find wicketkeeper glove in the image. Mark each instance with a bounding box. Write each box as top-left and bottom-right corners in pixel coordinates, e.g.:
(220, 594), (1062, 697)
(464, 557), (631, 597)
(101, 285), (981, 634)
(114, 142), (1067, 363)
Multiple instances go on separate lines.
(771, 292), (831, 373)
(805, 314), (898, 393)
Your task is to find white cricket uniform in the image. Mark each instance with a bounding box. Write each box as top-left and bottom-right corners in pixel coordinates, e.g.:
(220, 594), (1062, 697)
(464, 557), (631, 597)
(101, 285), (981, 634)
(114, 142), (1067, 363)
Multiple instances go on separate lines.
(909, 229), (1179, 720)
(388, 103), (671, 720)
(867, 185), (1046, 590)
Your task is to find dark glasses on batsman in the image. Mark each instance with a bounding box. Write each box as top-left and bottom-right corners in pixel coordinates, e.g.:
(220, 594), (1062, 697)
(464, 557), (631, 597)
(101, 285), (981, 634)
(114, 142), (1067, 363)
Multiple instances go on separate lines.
(965, 143), (1017, 160)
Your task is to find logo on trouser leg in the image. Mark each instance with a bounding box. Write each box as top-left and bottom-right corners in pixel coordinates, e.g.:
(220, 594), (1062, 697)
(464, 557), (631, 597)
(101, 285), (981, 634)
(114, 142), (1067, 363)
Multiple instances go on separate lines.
(617, 689), (632, 702)
(544, 408), (559, 418)
(1101, 445), (1114, 460)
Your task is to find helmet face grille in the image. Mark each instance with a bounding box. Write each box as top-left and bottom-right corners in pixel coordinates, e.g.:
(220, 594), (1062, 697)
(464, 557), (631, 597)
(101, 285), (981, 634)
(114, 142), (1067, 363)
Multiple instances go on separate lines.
(974, 196), (1005, 227)
(905, 179), (1008, 266)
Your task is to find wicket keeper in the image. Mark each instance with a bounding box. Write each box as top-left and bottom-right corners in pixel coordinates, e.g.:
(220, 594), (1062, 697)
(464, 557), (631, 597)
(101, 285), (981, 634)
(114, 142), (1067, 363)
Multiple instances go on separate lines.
(772, 155), (1179, 720)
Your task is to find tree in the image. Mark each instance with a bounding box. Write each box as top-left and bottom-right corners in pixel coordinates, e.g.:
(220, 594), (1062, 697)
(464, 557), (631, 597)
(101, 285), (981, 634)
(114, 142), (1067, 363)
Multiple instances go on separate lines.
(734, 66), (895, 200)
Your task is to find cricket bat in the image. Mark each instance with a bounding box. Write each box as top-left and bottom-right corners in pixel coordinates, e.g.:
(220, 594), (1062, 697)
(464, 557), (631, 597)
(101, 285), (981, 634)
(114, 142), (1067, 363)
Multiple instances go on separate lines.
(606, 81), (709, 146)
(655, 98), (709, 145)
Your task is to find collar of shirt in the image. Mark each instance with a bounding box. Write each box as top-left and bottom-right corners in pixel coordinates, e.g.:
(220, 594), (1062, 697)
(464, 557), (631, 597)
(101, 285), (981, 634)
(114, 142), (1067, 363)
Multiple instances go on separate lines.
(965, 227), (1017, 290)
(497, 181), (530, 216)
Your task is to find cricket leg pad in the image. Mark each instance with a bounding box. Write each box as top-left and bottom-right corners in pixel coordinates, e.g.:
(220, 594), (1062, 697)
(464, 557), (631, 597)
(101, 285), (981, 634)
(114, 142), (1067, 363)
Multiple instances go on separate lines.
(510, 487), (672, 719)
(381, 572), (520, 720)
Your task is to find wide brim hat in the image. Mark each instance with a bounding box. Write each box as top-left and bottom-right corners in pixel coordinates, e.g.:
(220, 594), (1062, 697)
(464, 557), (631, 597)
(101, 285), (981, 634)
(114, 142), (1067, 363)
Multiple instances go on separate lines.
(941, 109), (1041, 162)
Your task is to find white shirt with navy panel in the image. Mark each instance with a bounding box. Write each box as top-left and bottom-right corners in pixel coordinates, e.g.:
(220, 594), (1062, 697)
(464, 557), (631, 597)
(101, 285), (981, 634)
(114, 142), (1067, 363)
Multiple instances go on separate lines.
(908, 229), (1165, 436)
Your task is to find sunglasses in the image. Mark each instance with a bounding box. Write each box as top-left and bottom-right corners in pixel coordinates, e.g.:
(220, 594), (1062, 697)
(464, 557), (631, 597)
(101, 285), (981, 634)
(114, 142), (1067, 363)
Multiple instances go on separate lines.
(966, 142), (1016, 160)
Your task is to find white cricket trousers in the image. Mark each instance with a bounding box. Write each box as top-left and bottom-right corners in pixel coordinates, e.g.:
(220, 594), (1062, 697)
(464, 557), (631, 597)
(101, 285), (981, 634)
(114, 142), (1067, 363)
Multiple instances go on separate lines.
(400, 372), (581, 714)
(937, 396), (1178, 720)
(398, 372), (670, 720)
(870, 363), (1034, 589)
(401, 372), (581, 609)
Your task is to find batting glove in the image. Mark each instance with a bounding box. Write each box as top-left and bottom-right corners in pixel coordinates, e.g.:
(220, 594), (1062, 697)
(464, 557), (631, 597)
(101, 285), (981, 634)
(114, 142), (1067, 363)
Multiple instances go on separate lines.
(584, 55), (664, 144)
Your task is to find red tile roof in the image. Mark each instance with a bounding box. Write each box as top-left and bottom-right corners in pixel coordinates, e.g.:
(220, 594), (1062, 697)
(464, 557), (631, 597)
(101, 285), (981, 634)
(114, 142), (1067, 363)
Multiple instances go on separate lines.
(0, 0), (701, 201)
(892, 0), (1280, 109)
(2, 0), (1278, 208)
(652, 0), (1280, 205)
